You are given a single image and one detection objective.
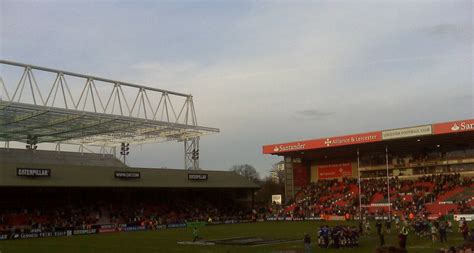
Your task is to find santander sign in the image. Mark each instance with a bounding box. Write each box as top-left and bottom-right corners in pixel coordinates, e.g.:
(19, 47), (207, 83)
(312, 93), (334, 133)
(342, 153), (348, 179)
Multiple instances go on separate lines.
(433, 119), (474, 134)
(273, 143), (306, 152)
(264, 131), (381, 154)
(451, 122), (474, 131)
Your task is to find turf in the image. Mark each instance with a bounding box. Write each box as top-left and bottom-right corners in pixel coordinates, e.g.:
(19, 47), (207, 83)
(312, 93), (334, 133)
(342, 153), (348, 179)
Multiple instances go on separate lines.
(0, 221), (469, 253)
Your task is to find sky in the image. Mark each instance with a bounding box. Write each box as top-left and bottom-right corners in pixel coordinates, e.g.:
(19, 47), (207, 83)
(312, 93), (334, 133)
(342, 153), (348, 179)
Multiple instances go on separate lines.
(0, 0), (472, 177)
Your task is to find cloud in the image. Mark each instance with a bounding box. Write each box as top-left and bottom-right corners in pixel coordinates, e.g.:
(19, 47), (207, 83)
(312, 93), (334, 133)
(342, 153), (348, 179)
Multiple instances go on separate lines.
(427, 24), (463, 36)
(293, 110), (333, 120)
(100, 1), (467, 170)
(1, 1), (472, 175)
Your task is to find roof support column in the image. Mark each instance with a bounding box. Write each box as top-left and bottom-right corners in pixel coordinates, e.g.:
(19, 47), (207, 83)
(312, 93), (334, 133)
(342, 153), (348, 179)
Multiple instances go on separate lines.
(184, 137), (199, 170)
(55, 142), (61, 154)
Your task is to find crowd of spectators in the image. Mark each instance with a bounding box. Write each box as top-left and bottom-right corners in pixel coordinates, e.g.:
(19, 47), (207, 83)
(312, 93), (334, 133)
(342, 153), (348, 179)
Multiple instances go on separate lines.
(275, 174), (473, 219)
(0, 192), (253, 234)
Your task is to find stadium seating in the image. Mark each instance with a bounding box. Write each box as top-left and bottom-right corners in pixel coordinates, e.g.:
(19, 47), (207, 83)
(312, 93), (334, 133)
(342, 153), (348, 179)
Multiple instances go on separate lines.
(281, 174), (474, 218)
(0, 189), (253, 232)
(437, 187), (469, 202)
(0, 148), (125, 167)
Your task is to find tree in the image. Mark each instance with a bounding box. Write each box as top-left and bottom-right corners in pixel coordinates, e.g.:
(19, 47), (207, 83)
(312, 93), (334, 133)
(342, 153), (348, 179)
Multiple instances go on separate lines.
(229, 164), (260, 183)
(254, 176), (285, 205)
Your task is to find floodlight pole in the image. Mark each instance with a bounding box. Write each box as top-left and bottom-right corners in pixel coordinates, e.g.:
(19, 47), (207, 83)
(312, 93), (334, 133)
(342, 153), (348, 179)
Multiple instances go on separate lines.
(385, 146), (392, 220)
(184, 137), (199, 170)
(357, 149), (362, 221)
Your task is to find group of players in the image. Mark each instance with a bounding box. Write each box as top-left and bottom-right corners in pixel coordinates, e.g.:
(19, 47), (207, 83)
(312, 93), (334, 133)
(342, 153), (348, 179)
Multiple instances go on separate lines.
(317, 225), (360, 248)
(313, 219), (396, 249)
(412, 218), (451, 241)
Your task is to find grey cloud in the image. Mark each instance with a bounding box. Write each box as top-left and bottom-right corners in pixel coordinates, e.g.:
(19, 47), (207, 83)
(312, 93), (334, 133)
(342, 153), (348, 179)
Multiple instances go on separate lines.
(426, 24), (465, 37)
(293, 109), (333, 120)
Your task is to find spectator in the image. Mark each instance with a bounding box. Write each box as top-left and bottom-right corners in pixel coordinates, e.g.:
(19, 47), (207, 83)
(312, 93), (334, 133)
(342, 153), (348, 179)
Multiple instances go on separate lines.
(304, 233), (311, 253)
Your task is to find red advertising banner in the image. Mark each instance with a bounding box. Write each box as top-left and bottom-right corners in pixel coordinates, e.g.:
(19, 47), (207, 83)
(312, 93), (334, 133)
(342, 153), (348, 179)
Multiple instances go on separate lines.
(323, 132), (381, 148)
(318, 163), (352, 179)
(432, 119), (474, 135)
(293, 163), (308, 188)
(262, 131), (382, 154)
(98, 228), (117, 233)
(263, 118), (474, 155)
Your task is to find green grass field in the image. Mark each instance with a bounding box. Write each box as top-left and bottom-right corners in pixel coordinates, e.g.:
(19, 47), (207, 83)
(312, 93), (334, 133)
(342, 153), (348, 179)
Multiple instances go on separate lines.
(0, 221), (468, 253)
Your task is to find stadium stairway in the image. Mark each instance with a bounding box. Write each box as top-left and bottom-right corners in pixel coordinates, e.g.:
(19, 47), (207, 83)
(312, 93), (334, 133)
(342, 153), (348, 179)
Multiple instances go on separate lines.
(425, 203), (458, 215)
(437, 187), (466, 202)
(371, 193), (385, 204)
(423, 186), (474, 215)
(367, 193), (388, 213)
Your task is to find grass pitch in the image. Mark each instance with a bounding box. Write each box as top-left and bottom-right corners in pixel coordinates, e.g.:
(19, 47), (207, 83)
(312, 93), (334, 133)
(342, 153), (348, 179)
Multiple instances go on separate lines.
(0, 221), (468, 253)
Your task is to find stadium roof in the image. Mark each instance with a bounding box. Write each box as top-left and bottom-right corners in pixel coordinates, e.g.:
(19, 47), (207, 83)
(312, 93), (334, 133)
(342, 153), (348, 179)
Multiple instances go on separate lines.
(0, 148), (125, 168)
(0, 163), (259, 189)
(0, 60), (219, 146)
(263, 118), (474, 159)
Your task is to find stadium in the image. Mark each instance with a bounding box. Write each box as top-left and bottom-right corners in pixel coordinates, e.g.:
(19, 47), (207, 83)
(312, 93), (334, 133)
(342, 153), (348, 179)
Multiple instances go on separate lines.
(263, 119), (474, 220)
(0, 2), (473, 252)
(0, 60), (473, 253)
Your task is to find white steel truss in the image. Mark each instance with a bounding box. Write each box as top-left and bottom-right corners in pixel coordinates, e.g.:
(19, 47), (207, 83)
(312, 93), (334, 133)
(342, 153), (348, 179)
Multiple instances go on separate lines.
(184, 137), (200, 170)
(0, 60), (219, 170)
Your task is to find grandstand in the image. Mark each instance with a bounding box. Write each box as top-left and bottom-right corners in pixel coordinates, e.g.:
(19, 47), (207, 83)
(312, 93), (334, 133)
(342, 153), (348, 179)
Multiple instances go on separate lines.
(263, 119), (474, 219)
(0, 61), (260, 242)
(0, 149), (258, 189)
(0, 149), (259, 234)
